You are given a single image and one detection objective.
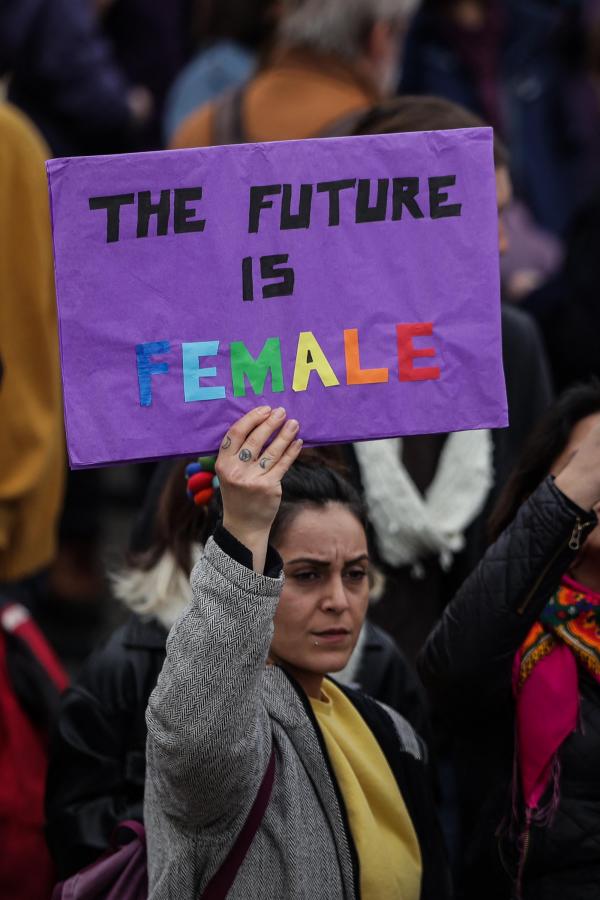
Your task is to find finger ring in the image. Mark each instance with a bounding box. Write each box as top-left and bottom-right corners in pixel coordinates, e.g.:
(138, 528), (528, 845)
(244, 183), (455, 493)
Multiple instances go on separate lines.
(221, 435), (232, 450)
(259, 456), (272, 470)
(239, 448), (252, 463)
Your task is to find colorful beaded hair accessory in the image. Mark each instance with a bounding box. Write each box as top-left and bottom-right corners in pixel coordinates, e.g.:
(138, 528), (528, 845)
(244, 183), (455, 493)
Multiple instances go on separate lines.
(185, 456), (219, 506)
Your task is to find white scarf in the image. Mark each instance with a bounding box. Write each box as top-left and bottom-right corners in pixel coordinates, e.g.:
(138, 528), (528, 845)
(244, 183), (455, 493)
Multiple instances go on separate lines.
(354, 430), (493, 572)
(111, 544), (203, 629)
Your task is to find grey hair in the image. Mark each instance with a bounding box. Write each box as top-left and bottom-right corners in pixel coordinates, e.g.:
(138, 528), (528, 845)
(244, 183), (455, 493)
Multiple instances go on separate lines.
(278, 0), (419, 61)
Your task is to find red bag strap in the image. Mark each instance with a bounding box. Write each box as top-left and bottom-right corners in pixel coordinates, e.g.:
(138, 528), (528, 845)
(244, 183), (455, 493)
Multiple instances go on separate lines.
(200, 747), (276, 899)
(0, 603), (69, 693)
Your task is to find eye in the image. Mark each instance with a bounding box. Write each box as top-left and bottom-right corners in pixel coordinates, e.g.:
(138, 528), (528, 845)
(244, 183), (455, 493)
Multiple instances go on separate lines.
(291, 570), (320, 583)
(344, 568), (368, 582)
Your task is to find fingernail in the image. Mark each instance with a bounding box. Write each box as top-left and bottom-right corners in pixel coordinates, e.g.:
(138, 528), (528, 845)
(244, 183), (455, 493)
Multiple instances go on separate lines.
(257, 405), (271, 414)
(287, 419), (299, 432)
(272, 406), (286, 419)
(296, 438), (303, 448)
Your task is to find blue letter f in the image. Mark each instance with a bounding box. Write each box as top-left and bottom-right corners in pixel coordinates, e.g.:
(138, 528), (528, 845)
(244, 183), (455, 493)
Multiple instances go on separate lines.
(136, 341), (171, 407)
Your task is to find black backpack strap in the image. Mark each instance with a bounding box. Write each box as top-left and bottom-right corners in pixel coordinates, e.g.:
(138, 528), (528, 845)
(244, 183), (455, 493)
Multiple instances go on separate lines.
(211, 86), (247, 146)
(314, 107), (371, 139)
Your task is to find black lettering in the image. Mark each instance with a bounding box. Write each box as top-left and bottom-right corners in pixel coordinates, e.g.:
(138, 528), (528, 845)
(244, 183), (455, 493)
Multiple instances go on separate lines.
(429, 175), (462, 219)
(392, 178), (424, 220)
(89, 193), (135, 243)
(136, 190), (171, 238)
(260, 254), (295, 299)
(248, 185), (282, 233)
(355, 178), (389, 223)
(242, 257), (254, 301)
(280, 184), (312, 230)
(316, 179), (356, 226)
(174, 187), (205, 233)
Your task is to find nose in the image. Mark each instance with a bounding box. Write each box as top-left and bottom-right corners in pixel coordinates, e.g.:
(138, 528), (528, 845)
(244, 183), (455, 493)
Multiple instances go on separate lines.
(321, 575), (350, 614)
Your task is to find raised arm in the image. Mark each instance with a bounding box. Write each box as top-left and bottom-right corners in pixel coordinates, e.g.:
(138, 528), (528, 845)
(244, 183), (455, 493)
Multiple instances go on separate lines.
(145, 407), (302, 827)
(419, 423), (600, 713)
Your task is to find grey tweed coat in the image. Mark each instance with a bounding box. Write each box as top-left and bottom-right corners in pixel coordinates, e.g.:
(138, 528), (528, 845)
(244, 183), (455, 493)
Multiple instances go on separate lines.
(144, 538), (435, 899)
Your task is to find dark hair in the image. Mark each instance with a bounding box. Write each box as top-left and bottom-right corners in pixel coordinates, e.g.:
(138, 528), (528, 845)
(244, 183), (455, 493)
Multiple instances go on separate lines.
(348, 95), (509, 169)
(488, 379), (600, 541)
(129, 453), (364, 574)
(271, 458), (367, 546)
(193, 0), (278, 49)
(128, 458), (218, 575)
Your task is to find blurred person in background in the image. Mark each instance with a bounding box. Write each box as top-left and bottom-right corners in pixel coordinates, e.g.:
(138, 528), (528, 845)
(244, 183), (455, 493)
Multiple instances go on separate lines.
(98, 0), (193, 149)
(163, 0), (279, 145)
(420, 380), (600, 899)
(0, 103), (69, 900)
(0, 592), (68, 900)
(524, 188), (600, 394)
(400, 0), (582, 237)
(0, 0), (152, 157)
(0, 103), (64, 610)
(324, 95), (553, 666)
(45, 459), (204, 878)
(170, 0), (419, 148)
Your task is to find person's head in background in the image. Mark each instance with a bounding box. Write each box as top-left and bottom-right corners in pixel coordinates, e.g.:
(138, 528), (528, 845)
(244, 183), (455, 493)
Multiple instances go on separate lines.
(348, 94), (511, 254)
(277, 0), (421, 96)
(192, 0), (280, 56)
(489, 379), (600, 585)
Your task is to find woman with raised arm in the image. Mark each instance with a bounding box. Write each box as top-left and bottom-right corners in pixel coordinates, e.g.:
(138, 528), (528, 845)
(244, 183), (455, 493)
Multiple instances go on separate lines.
(144, 406), (450, 899)
(419, 380), (600, 900)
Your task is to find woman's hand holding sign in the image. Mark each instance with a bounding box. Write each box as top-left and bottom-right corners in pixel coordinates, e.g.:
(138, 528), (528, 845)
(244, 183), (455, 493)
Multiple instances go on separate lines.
(216, 406), (303, 573)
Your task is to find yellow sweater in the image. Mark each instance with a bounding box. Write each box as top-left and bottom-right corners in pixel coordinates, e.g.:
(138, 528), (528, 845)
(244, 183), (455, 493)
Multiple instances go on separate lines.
(310, 680), (422, 899)
(0, 104), (64, 580)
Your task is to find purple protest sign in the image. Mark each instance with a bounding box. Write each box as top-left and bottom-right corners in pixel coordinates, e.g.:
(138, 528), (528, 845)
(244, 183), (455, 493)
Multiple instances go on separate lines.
(47, 128), (507, 468)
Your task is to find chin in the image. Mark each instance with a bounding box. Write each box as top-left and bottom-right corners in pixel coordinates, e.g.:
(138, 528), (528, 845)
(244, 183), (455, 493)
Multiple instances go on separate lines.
(319, 651), (353, 674)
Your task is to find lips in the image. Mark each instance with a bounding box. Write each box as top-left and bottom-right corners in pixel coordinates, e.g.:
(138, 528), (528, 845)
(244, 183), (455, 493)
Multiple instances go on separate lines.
(312, 629), (351, 643)
(314, 629), (350, 636)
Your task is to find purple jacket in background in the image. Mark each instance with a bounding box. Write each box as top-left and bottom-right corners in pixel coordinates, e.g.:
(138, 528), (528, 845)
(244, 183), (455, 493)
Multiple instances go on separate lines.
(0, 0), (133, 156)
(102, 0), (193, 148)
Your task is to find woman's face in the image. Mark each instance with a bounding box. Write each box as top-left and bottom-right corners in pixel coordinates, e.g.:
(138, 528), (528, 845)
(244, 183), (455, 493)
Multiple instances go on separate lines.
(270, 502), (370, 697)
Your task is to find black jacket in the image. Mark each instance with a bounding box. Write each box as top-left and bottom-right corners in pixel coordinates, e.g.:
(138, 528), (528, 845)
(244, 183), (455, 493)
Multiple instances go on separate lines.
(419, 477), (599, 900)
(45, 610), (432, 881)
(45, 615), (165, 878)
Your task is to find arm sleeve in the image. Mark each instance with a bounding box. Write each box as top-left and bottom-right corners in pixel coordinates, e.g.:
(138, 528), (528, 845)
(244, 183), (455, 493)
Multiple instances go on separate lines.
(418, 477), (596, 713)
(145, 537), (283, 827)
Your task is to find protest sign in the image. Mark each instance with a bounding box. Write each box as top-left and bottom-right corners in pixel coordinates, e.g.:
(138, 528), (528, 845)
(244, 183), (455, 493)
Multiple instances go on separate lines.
(47, 128), (507, 468)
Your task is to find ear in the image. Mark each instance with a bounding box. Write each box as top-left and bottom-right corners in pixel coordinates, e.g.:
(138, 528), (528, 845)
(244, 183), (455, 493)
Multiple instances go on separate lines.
(363, 19), (393, 66)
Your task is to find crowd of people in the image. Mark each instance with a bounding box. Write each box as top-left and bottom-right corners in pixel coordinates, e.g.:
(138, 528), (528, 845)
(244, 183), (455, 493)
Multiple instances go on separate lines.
(1, 0), (600, 898)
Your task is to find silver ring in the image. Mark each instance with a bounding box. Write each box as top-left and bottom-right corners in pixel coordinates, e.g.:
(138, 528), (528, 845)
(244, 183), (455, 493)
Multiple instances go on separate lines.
(259, 456), (272, 470)
(238, 448), (252, 463)
(221, 435), (232, 450)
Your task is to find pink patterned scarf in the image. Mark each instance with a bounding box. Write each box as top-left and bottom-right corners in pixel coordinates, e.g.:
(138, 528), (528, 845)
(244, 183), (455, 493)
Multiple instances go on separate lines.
(513, 575), (600, 814)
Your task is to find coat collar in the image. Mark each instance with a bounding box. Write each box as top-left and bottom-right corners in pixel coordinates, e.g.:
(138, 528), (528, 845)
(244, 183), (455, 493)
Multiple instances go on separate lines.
(262, 666), (359, 898)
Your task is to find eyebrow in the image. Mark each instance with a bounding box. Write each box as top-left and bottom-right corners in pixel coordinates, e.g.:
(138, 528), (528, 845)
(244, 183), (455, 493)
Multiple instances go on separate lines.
(285, 554), (370, 567)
